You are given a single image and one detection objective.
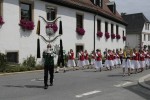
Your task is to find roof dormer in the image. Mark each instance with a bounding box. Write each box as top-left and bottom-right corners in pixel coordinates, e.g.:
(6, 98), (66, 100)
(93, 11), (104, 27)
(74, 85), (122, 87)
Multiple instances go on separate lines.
(107, 1), (116, 14)
(96, 0), (103, 8)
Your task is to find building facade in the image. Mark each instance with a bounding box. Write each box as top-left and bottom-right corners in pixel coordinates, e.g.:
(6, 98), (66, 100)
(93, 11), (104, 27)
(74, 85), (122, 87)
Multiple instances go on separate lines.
(0, 0), (126, 64)
(122, 13), (150, 49)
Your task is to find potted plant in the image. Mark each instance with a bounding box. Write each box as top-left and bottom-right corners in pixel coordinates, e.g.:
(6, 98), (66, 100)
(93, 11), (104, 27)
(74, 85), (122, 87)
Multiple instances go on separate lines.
(19, 19), (35, 30)
(76, 27), (85, 36)
(116, 34), (121, 39)
(97, 31), (103, 38)
(111, 33), (116, 39)
(105, 32), (110, 39)
(0, 16), (4, 25)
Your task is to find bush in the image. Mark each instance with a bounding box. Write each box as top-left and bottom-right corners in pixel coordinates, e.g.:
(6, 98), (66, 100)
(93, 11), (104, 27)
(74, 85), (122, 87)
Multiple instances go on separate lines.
(22, 55), (36, 67)
(0, 53), (7, 71)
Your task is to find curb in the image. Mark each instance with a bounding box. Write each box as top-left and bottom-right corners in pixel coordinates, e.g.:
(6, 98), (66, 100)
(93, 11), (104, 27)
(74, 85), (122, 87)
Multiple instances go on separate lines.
(0, 70), (43, 76)
(0, 67), (75, 76)
(138, 74), (150, 90)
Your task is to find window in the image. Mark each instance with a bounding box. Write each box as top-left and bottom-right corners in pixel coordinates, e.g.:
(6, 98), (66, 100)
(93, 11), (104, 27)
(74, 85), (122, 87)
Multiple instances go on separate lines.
(116, 25), (119, 35)
(123, 30), (124, 36)
(76, 14), (83, 28)
(111, 24), (114, 34)
(96, 0), (103, 7)
(46, 6), (56, 21)
(90, 0), (94, 4)
(7, 52), (19, 63)
(97, 19), (101, 32)
(144, 34), (146, 41)
(148, 24), (150, 30)
(20, 2), (32, 21)
(105, 22), (108, 32)
(0, 0), (2, 16)
(148, 35), (150, 41)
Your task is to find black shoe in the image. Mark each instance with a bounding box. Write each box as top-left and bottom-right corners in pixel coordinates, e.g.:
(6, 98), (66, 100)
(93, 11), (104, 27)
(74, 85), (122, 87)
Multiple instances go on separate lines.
(44, 85), (48, 89)
(50, 83), (53, 86)
(55, 71), (59, 73)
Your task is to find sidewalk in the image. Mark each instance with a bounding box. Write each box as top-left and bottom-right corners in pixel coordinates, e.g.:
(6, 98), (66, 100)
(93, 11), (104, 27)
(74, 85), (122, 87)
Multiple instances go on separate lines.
(138, 74), (150, 90)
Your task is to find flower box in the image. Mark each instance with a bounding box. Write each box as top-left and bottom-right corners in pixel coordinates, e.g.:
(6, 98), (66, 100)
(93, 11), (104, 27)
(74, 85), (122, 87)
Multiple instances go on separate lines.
(105, 32), (110, 39)
(0, 16), (4, 25)
(111, 33), (116, 39)
(19, 19), (35, 30)
(116, 34), (121, 39)
(123, 36), (126, 41)
(46, 23), (58, 33)
(97, 31), (103, 38)
(76, 27), (85, 36)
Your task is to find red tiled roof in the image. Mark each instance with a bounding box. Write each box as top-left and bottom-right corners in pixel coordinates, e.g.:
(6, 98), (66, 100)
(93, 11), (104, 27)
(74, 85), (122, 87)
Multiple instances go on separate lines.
(42, 0), (127, 25)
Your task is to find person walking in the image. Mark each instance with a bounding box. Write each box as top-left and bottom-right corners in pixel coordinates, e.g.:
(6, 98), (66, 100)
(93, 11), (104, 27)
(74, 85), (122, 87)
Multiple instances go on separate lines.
(43, 44), (55, 89)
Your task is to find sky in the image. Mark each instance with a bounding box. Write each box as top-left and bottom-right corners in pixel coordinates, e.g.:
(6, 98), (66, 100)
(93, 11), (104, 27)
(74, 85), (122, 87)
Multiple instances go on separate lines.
(110, 0), (150, 20)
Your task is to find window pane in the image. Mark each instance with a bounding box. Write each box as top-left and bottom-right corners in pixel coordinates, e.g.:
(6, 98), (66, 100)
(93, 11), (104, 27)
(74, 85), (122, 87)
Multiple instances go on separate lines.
(7, 52), (18, 63)
(0, 1), (2, 16)
(46, 7), (56, 21)
(116, 25), (118, 34)
(21, 3), (32, 21)
(105, 22), (108, 32)
(111, 24), (114, 33)
(76, 14), (83, 28)
(97, 20), (101, 31)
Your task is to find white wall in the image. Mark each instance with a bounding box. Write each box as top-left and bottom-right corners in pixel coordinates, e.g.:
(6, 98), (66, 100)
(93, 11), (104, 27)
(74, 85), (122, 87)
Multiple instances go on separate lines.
(142, 23), (150, 47)
(0, 0), (126, 64)
(126, 34), (140, 48)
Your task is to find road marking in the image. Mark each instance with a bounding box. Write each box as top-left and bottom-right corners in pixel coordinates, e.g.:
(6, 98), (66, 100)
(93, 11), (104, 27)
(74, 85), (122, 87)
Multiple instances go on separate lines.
(75, 90), (101, 98)
(114, 81), (133, 87)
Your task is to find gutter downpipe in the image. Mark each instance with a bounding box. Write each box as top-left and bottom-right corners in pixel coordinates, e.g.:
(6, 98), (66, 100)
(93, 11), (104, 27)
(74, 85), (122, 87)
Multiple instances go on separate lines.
(94, 14), (96, 52)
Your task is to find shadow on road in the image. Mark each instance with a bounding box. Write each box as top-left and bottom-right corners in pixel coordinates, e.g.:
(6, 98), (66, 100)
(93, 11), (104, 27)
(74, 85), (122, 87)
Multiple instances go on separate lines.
(123, 83), (150, 100)
(3, 85), (44, 89)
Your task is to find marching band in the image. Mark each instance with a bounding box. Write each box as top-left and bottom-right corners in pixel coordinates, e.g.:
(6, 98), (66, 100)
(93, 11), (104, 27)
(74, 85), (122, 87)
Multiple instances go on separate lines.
(65, 48), (150, 76)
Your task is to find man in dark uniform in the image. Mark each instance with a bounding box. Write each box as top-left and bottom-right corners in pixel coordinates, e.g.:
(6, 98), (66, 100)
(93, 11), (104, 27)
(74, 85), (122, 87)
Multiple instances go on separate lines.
(43, 44), (55, 89)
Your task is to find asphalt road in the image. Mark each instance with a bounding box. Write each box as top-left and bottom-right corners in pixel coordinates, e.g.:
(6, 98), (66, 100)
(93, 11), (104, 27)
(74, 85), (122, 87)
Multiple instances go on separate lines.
(0, 67), (150, 100)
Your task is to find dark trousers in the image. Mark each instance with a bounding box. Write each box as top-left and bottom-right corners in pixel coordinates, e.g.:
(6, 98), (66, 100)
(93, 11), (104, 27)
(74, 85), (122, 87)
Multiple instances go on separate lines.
(44, 65), (54, 86)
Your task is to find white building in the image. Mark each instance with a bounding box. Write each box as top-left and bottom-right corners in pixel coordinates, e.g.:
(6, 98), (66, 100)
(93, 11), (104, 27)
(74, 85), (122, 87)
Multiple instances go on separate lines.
(122, 13), (150, 49)
(0, 0), (127, 64)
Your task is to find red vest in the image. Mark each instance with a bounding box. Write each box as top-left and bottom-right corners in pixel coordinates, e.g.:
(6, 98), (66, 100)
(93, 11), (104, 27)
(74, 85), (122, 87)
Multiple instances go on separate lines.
(133, 53), (139, 60)
(96, 52), (102, 61)
(140, 53), (145, 61)
(79, 53), (84, 61)
(84, 53), (89, 60)
(69, 52), (74, 60)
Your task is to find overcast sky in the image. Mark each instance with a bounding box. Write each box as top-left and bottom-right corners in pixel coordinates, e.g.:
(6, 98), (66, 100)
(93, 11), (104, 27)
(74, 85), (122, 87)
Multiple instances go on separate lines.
(111, 0), (150, 20)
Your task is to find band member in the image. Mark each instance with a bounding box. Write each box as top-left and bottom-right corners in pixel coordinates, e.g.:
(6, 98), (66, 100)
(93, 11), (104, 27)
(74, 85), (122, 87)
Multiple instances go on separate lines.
(84, 50), (89, 68)
(145, 50), (150, 70)
(107, 50), (113, 71)
(90, 50), (95, 67)
(126, 49), (131, 76)
(133, 48), (140, 74)
(94, 49), (102, 72)
(122, 49), (127, 76)
(139, 50), (145, 72)
(77, 50), (85, 69)
(67, 49), (76, 70)
(113, 50), (117, 68)
(119, 48), (123, 64)
(43, 44), (55, 89)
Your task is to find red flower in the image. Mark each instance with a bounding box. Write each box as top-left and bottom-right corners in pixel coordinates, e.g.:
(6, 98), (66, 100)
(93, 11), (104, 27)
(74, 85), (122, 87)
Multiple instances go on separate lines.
(123, 36), (126, 41)
(0, 16), (4, 25)
(46, 23), (58, 33)
(97, 31), (103, 37)
(76, 27), (85, 35)
(116, 34), (121, 39)
(111, 33), (116, 39)
(105, 32), (110, 39)
(19, 19), (35, 30)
